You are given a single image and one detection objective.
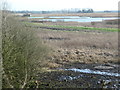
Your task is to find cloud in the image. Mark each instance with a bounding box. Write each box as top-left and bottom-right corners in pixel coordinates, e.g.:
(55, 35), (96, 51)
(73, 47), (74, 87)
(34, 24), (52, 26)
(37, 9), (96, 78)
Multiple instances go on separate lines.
(8, 0), (119, 11)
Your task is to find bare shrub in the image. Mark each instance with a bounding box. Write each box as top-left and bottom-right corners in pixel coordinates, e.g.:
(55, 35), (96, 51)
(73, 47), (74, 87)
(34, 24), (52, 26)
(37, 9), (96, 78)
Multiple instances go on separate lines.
(2, 13), (49, 88)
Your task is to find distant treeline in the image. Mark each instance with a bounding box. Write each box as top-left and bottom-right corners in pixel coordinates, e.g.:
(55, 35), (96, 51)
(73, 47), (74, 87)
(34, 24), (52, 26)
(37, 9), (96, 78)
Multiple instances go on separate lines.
(13, 8), (95, 14)
(12, 8), (119, 14)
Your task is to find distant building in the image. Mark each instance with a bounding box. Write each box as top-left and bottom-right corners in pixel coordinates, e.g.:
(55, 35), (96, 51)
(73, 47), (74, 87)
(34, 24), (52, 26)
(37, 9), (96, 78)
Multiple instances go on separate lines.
(104, 11), (112, 13)
(22, 13), (31, 17)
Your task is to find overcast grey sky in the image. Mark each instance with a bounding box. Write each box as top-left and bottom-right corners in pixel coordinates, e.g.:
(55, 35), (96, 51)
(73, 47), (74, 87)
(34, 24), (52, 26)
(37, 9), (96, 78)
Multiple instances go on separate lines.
(6, 0), (120, 11)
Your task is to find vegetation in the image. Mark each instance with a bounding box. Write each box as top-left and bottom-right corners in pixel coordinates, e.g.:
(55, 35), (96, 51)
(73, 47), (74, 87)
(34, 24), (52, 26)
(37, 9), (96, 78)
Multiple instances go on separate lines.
(0, 10), (2, 90)
(2, 12), (49, 88)
(25, 22), (119, 32)
(13, 8), (94, 14)
(1, 9), (119, 88)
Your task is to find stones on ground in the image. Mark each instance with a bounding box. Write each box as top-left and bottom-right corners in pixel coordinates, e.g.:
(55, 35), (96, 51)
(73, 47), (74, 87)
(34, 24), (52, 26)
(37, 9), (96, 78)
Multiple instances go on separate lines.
(59, 75), (74, 81)
(98, 79), (112, 86)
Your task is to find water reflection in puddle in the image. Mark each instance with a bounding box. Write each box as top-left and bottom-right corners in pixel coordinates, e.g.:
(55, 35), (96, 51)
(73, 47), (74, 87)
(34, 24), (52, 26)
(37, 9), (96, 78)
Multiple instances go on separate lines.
(64, 68), (120, 77)
(59, 74), (84, 81)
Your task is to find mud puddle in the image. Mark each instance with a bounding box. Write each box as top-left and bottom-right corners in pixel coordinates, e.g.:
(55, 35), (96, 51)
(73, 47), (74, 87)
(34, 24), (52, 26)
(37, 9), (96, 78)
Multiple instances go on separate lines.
(38, 63), (120, 88)
(56, 63), (120, 88)
(62, 68), (120, 77)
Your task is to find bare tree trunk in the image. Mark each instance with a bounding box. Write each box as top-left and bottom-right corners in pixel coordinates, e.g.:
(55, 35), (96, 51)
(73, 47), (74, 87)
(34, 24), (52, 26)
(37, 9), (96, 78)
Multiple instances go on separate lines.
(1, 1), (11, 89)
(0, 9), (3, 90)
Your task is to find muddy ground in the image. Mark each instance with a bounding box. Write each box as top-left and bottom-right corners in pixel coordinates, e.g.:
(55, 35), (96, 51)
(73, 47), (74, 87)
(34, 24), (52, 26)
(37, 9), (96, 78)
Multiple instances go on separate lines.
(37, 63), (120, 88)
(36, 61), (120, 88)
(36, 48), (119, 88)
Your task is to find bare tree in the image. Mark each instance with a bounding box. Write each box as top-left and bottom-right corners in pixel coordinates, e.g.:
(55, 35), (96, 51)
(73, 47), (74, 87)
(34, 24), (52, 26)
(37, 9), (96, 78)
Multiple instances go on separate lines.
(2, 1), (49, 89)
(0, 0), (3, 89)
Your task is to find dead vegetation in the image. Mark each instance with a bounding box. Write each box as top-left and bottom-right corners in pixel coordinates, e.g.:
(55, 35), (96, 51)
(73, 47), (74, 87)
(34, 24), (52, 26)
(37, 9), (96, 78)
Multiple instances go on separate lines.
(40, 20), (118, 28)
(31, 13), (118, 17)
(33, 27), (119, 67)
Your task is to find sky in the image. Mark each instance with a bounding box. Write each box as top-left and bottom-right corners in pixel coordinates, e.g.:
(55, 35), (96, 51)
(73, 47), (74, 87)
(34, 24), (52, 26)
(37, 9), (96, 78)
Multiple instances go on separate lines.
(4, 0), (120, 11)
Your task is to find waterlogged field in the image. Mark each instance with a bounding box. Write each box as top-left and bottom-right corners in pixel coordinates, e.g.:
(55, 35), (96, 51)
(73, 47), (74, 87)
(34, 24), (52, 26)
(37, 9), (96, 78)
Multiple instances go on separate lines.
(7, 13), (120, 88)
(29, 16), (119, 22)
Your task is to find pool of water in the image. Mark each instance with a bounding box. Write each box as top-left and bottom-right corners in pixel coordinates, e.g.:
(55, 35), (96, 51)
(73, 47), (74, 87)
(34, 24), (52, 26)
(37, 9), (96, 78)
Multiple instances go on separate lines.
(28, 16), (44, 18)
(58, 68), (120, 82)
(40, 17), (118, 22)
(28, 16), (119, 22)
(49, 16), (80, 19)
(64, 68), (120, 77)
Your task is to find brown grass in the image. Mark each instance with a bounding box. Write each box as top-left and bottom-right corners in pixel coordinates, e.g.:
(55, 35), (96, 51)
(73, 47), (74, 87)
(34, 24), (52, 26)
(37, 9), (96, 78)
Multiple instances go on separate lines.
(35, 29), (118, 49)
(33, 27), (118, 64)
(39, 20), (118, 28)
(31, 13), (118, 17)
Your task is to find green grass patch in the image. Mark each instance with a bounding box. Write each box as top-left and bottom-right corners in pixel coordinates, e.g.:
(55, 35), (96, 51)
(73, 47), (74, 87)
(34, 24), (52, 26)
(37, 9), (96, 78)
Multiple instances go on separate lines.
(24, 22), (119, 32)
